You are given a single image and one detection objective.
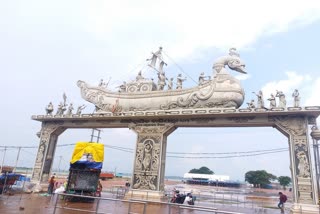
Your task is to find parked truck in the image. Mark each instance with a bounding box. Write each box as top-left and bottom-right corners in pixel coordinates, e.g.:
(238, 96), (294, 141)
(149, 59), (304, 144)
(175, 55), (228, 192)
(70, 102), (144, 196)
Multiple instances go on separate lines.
(65, 142), (104, 201)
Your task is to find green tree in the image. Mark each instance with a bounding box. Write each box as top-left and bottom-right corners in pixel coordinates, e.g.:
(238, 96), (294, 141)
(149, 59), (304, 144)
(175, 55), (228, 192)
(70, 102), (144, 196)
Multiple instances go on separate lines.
(189, 166), (214, 174)
(278, 176), (291, 190)
(245, 170), (277, 188)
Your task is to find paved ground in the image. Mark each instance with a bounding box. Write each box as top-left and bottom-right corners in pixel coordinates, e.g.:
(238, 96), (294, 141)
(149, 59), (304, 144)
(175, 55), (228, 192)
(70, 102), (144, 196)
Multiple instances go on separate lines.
(0, 179), (294, 214)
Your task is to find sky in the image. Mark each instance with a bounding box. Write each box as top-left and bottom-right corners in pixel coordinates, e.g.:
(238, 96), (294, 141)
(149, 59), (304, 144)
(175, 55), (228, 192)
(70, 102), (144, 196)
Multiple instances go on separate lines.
(1, 0), (320, 181)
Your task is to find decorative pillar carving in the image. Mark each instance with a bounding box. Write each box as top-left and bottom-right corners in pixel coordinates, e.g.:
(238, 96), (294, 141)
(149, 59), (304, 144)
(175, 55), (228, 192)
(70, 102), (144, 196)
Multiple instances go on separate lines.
(129, 123), (176, 192)
(32, 122), (66, 183)
(271, 116), (316, 206)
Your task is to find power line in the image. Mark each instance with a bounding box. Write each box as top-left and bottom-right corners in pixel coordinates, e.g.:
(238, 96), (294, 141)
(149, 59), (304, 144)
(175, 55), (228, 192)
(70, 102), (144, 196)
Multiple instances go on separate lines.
(0, 144), (288, 155)
(1, 143), (289, 159)
(167, 150), (288, 158)
(162, 51), (198, 84)
(167, 148), (288, 155)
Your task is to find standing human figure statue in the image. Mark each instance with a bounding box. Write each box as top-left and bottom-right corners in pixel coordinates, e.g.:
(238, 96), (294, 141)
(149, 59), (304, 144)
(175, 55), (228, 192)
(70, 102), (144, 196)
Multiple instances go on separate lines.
(146, 47), (167, 72)
(247, 99), (255, 109)
(56, 102), (67, 116)
(157, 71), (166, 90)
(136, 71), (144, 81)
(98, 79), (106, 87)
(142, 141), (153, 171)
(66, 103), (74, 116)
(268, 94), (276, 109)
(46, 102), (54, 115)
(292, 89), (300, 107)
(167, 77), (174, 90)
(297, 151), (310, 177)
(198, 72), (210, 86)
(253, 90), (264, 108)
(176, 74), (187, 89)
(118, 81), (127, 92)
(276, 90), (286, 108)
(76, 104), (86, 115)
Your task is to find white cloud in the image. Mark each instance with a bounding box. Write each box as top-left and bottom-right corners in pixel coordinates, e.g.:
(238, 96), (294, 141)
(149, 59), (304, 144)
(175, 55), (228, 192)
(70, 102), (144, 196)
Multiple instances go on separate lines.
(305, 77), (320, 106)
(83, 0), (320, 61)
(235, 74), (251, 81)
(261, 71), (319, 107)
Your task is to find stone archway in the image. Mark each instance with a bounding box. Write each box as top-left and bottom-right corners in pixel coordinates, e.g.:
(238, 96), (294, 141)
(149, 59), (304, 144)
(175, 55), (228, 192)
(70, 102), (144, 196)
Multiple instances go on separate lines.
(31, 107), (320, 213)
(272, 115), (317, 212)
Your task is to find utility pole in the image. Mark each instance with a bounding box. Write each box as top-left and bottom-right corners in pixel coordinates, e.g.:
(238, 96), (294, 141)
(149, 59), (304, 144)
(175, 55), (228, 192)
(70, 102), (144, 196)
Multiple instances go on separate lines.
(58, 155), (62, 173)
(311, 125), (320, 204)
(90, 128), (101, 143)
(13, 147), (21, 173)
(0, 146), (7, 173)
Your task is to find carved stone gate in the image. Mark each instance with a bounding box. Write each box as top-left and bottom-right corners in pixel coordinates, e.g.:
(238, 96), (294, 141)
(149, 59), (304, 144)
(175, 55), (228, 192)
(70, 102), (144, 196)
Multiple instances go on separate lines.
(32, 106), (320, 213)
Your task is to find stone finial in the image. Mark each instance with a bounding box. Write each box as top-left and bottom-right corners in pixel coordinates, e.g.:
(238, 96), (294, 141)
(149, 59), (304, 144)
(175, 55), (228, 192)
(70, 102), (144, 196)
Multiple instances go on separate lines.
(311, 126), (320, 140)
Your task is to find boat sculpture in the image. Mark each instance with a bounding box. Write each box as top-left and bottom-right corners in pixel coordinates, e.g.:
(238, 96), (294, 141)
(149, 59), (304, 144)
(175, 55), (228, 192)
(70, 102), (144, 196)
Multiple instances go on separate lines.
(77, 48), (247, 113)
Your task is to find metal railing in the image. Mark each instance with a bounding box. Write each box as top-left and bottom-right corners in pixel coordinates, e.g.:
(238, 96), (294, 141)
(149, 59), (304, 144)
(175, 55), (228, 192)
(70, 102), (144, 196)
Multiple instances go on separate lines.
(102, 187), (287, 213)
(53, 192), (245, 214)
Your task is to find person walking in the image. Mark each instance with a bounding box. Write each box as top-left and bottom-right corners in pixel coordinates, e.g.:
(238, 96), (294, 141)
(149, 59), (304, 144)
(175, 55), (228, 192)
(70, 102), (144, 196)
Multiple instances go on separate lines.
(47, 175), (56, 195)
(278, 192), (287, 213)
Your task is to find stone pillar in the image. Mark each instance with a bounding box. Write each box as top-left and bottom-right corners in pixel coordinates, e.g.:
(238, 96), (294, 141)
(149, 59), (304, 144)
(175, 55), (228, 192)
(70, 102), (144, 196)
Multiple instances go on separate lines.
(272, 116), (319, 213)
(128, 123), (176, 199)
(31, 122), (65, 183)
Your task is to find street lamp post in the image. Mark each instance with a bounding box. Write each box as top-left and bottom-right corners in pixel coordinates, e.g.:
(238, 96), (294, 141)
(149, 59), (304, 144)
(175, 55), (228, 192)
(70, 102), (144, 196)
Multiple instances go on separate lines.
(311, 125), (320, 204)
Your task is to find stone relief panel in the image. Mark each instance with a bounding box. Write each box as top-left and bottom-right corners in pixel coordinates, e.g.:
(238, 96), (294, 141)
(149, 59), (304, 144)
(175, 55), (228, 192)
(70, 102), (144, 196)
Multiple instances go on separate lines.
(293, 136), (313, 203)
(269, 116), (306, 136)
(132, 174), (157, 190)
(133, 137), (161, 190)
(297, 177), (313, 204)
(129, 123), (175, 135)
(131, 123), (174, 191)
(32, 122), (63, 182)
(293, 137), (311, 178)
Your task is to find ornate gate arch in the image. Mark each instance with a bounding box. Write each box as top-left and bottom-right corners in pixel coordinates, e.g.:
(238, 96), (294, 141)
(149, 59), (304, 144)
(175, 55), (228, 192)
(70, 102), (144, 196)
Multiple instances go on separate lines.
(31, 48), (320, 213)
(32, 107), (320, 213)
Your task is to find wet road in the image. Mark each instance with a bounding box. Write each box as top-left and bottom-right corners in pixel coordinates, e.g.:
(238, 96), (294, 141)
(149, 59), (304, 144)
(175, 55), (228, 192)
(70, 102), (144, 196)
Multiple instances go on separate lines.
(0, 193), (214, 214)
(0, 192), (291, 214)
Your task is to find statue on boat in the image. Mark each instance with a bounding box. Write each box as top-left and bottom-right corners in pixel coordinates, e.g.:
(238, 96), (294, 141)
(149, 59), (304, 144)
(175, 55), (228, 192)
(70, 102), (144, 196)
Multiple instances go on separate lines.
(77, 47), (247, 113)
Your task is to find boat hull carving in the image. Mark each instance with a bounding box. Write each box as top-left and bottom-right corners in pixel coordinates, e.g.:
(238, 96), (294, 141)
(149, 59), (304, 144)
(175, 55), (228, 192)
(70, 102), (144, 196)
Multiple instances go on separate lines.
(78, 72), (245, 112)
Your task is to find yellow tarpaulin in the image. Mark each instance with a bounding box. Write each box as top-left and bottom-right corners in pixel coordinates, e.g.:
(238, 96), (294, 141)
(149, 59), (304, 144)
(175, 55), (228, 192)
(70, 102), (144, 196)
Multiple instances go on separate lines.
(70, 142), (104, 164)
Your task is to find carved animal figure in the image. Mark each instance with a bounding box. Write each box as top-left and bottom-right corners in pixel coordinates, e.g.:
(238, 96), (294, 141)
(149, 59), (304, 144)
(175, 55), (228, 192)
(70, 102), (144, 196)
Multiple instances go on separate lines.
(212, 48), (246, 74)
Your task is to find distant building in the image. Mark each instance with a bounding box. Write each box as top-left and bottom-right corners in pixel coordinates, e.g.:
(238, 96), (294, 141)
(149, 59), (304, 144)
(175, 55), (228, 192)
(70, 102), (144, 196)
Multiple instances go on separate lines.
(183, 173), (241, 187)
(183, 173), (230, 182)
